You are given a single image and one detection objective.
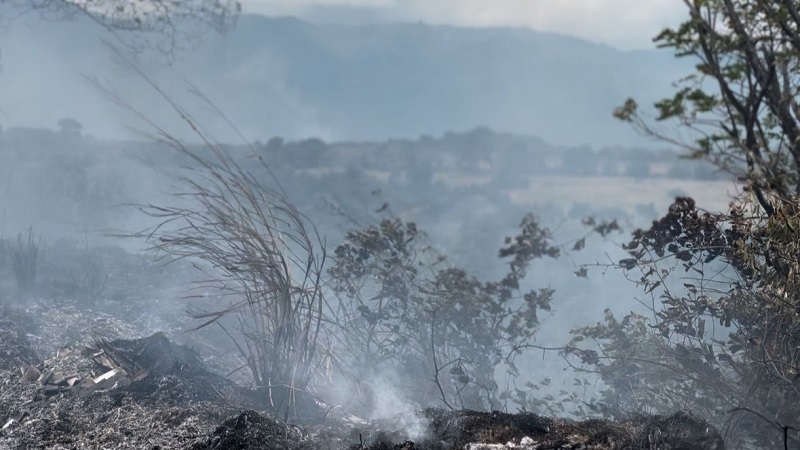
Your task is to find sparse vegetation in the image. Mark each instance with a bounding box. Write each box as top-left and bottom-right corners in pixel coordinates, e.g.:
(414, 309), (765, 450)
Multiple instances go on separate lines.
(46, 238), (110, 304)
(327, 212), (561, 413)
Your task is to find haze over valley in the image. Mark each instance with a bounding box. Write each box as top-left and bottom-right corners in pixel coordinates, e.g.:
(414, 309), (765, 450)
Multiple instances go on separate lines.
(0, 13), (688, 146)
(1, 2), (778, 449)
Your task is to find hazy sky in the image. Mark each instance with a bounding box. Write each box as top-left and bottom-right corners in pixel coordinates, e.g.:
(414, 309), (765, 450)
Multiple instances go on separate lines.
(239, 0), (687, 50)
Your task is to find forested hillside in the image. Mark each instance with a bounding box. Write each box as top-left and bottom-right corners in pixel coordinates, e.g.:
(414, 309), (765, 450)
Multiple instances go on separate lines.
(0, 14), (687, 146)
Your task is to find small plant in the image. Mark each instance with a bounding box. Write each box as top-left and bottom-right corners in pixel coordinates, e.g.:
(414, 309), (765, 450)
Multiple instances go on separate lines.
(8, 228), (40, 291)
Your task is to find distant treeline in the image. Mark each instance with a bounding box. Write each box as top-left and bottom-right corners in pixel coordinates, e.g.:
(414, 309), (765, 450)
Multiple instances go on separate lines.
(0, 124), (723, 183)
(0, 122), (719, 279)
(250, 126), (726, 184)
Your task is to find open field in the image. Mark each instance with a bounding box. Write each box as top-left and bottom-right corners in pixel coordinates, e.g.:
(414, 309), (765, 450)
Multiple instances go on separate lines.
(509, 175), (739, 214)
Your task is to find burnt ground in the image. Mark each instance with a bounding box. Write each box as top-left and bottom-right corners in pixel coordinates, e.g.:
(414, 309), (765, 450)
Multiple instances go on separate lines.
(0, 298), (725, 450)
(0, 245), (725, 450)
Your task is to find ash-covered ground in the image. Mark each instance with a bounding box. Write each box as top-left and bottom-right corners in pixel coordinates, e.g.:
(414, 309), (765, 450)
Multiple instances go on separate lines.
(0, 245), (724, 450)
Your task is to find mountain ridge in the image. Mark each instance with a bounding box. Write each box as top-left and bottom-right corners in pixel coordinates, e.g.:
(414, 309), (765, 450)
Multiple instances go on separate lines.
(0, 13), (689, 147)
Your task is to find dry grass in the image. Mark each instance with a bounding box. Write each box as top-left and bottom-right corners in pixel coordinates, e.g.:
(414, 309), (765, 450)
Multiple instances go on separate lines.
(105, 62), (327, 420)
(8, 227), (40, 291)
(135, 144), (326, 419)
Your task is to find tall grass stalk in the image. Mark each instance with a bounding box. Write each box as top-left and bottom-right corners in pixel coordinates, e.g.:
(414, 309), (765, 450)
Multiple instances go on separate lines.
(9, 227), (39, 291)
(109, 62), (327, 419)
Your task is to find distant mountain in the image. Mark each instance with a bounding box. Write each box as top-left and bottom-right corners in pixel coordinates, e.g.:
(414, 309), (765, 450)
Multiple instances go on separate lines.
(0, 14), (689, 146)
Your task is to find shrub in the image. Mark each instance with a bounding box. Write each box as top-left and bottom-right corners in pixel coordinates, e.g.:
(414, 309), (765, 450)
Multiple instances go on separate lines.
(327, 213), (560, 412)
(567, 196), (800, 447)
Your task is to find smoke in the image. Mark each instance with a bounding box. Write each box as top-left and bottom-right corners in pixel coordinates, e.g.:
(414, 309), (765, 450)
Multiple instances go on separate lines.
(0, 13), (338, 144)
(368, 373), (431, 441)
